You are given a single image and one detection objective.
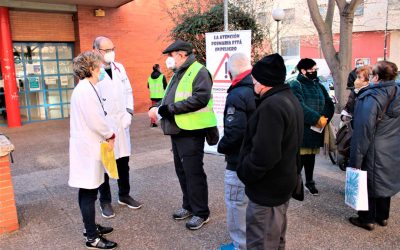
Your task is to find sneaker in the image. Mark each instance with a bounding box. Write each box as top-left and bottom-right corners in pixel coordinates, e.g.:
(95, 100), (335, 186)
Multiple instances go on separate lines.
(185, 216), (210, 230)
(118, 196), (142, 209)
(172, 208), (192, 220)
(86, 236), (117, 249)
(100, 203), (115, 219)
(151, 123), (158, 127)
(220, 242), (235, 250)
(83, 224), (113, 238)
(305, 182), (319, 196)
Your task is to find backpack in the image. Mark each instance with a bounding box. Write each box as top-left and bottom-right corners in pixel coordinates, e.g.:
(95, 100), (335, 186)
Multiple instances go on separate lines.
(335, 122), (352, 157)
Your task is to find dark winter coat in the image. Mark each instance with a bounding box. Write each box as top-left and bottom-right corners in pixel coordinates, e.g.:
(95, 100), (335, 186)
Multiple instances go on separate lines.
(349, 80), (400, 198)
(237, 85), (304, 207)
(290, 74), (334, 148)
(217, 73), (256, 171)
(347, 68), (357, 89)
(157, 54), (213, 135)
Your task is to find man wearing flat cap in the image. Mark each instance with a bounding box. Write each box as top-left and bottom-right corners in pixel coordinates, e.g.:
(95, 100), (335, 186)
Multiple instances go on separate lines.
(236, 53), (304, 249)
(148, 39), (217, 230)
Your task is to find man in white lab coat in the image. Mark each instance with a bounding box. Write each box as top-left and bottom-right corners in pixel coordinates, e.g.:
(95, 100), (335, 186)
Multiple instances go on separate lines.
(93, 36), (142, 218)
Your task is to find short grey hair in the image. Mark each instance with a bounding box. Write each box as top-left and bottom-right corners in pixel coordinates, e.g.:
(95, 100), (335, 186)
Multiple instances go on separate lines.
(92, 36), (111, 49)
(227, 53), (252, 79)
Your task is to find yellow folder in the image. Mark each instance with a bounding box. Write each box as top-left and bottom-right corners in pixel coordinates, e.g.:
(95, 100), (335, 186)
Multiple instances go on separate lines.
(100, 142), (119, 179)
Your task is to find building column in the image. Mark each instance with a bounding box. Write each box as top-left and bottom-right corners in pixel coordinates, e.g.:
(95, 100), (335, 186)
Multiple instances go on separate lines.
(0, 7), (21, 127)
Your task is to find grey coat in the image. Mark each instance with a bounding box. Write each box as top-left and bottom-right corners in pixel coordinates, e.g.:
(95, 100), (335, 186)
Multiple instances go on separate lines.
(349, 80), (400, 198)
(158, 55), (213, 135)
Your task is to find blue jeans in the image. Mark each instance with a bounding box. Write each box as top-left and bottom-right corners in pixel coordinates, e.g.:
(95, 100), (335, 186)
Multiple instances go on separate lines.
(225, 170), (248, 250)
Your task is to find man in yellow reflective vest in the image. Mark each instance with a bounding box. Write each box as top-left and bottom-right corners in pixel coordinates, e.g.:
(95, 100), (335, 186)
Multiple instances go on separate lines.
(147, 64), (167, 127)
(148, 39), (217, 230)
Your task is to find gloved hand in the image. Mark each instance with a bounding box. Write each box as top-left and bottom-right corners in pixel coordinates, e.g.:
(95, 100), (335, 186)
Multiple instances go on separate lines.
(316, 116), (328, 128)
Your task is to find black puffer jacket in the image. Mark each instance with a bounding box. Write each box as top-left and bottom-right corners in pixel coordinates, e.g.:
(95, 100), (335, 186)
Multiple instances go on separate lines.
(237, 85), (304, 206)
(217, 73), (256, 171)
(349, 81), (400, 198)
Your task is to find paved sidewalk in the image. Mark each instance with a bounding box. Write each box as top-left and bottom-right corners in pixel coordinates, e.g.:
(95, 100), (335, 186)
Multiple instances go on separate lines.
(0, 113), (399, 250)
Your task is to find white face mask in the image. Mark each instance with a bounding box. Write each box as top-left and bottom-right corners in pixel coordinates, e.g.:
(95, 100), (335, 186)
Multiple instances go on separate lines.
(103, 51), (115, 63)
(166, 56), (176, 70)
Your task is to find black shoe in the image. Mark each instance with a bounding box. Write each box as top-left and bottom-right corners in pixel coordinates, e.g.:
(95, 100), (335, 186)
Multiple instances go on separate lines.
(100, 203), (115, 219)
(118, 196), (142, 209)
(86, 236), (117, 249)
(151, 123), (158, 127)
(377, 219), (388, 227)
(349, 217), (375, 231)
(83, 224), (113, 238)
(305, 182), (319, 196)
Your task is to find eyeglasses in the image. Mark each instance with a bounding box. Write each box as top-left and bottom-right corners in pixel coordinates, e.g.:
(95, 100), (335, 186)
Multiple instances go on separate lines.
(98, 47), (115, 53)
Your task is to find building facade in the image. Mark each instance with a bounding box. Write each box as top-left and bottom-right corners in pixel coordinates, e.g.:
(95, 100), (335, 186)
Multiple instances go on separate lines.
(0, 0), (177, 127)
(251, 0), (400, 66)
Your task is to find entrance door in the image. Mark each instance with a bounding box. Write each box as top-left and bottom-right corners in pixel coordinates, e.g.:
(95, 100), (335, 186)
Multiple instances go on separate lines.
(13, 42), (75, 123)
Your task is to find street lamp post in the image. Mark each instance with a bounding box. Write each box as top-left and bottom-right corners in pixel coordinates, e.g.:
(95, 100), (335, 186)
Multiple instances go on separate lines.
(272, 8), (285, 54)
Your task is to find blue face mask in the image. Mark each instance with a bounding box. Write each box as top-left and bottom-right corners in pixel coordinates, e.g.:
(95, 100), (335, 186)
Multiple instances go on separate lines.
(99, 68), (106, 82)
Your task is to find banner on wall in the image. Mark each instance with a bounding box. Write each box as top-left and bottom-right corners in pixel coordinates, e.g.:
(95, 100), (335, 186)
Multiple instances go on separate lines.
(204, 30), (252, 154)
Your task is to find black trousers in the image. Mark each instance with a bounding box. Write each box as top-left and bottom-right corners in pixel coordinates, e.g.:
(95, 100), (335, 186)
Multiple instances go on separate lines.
(301, 154), (316, 184)
(99, 156), (130, 204)
(78, 188), (98, 239)
(171, 135), (210, 219)
(358, 197), (391, 223)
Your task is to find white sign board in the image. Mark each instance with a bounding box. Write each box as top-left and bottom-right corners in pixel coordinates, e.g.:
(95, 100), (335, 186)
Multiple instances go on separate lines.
(205, 30), (252, 154)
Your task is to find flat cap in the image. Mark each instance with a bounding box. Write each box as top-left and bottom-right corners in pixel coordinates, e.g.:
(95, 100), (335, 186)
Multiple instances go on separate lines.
(162, 39), (193, 54)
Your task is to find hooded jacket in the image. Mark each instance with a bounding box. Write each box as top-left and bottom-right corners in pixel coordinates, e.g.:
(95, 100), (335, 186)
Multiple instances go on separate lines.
(349, 80), (400, 198)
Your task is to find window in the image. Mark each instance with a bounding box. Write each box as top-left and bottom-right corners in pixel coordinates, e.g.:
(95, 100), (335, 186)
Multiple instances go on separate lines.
(282, 8), (295, 25)
(13, 42), (75, 123)
(281, 37), (300, 57)
(355, 0), (364, 16)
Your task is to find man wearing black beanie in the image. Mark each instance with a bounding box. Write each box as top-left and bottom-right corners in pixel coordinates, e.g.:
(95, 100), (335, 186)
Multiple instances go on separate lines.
(237, 53), (304, 249)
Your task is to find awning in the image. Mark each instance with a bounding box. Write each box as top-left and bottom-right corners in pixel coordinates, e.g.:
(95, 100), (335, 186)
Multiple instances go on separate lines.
(0, 0), (133, 9)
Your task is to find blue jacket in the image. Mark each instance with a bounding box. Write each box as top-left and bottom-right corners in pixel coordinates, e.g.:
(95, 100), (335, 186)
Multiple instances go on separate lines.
(349, 80), (400, 198)
(290, 74), (334, 148)
(217, 73), (256, 171)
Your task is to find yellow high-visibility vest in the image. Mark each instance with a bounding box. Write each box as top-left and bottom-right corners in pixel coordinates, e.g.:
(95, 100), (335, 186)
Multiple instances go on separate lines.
(174, 61), (217, 130)
(148, 74), (165, 99)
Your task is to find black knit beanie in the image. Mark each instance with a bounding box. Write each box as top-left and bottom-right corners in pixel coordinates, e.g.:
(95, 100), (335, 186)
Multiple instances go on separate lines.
(251, 53), (286, 86)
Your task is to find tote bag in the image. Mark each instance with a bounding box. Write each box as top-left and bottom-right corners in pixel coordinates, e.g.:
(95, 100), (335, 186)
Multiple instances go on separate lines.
(345, 167), (368, 211)
(100, 142), (119, 179)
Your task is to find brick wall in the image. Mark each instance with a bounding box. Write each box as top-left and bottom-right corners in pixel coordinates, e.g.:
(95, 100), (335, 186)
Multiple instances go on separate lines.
(9, 11), (75, 42)
(76, 0), (177, 112)
(0, 155), (19, 235)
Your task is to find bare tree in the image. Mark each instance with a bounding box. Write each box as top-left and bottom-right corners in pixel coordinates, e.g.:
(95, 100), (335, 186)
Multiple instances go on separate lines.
(307, 0), (362, 111)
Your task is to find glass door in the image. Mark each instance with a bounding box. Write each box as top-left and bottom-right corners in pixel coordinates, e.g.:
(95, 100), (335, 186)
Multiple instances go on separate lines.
(13, 42), (75, 123)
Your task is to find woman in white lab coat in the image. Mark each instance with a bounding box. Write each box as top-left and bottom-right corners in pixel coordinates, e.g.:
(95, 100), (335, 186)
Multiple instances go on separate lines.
(69, 51), (117, 250)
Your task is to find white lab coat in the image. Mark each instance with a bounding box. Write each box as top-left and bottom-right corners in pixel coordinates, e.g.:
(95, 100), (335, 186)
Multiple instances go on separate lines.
(68, 79), (114, 189)
(98, 62), (133, 159)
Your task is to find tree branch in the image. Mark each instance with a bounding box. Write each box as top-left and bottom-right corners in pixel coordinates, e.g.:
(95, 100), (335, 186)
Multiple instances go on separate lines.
(325, 0), (335, 26)
(335, 0), (346, 12)
(307, 0), (326, 35)
(348, 0), (363, 12)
